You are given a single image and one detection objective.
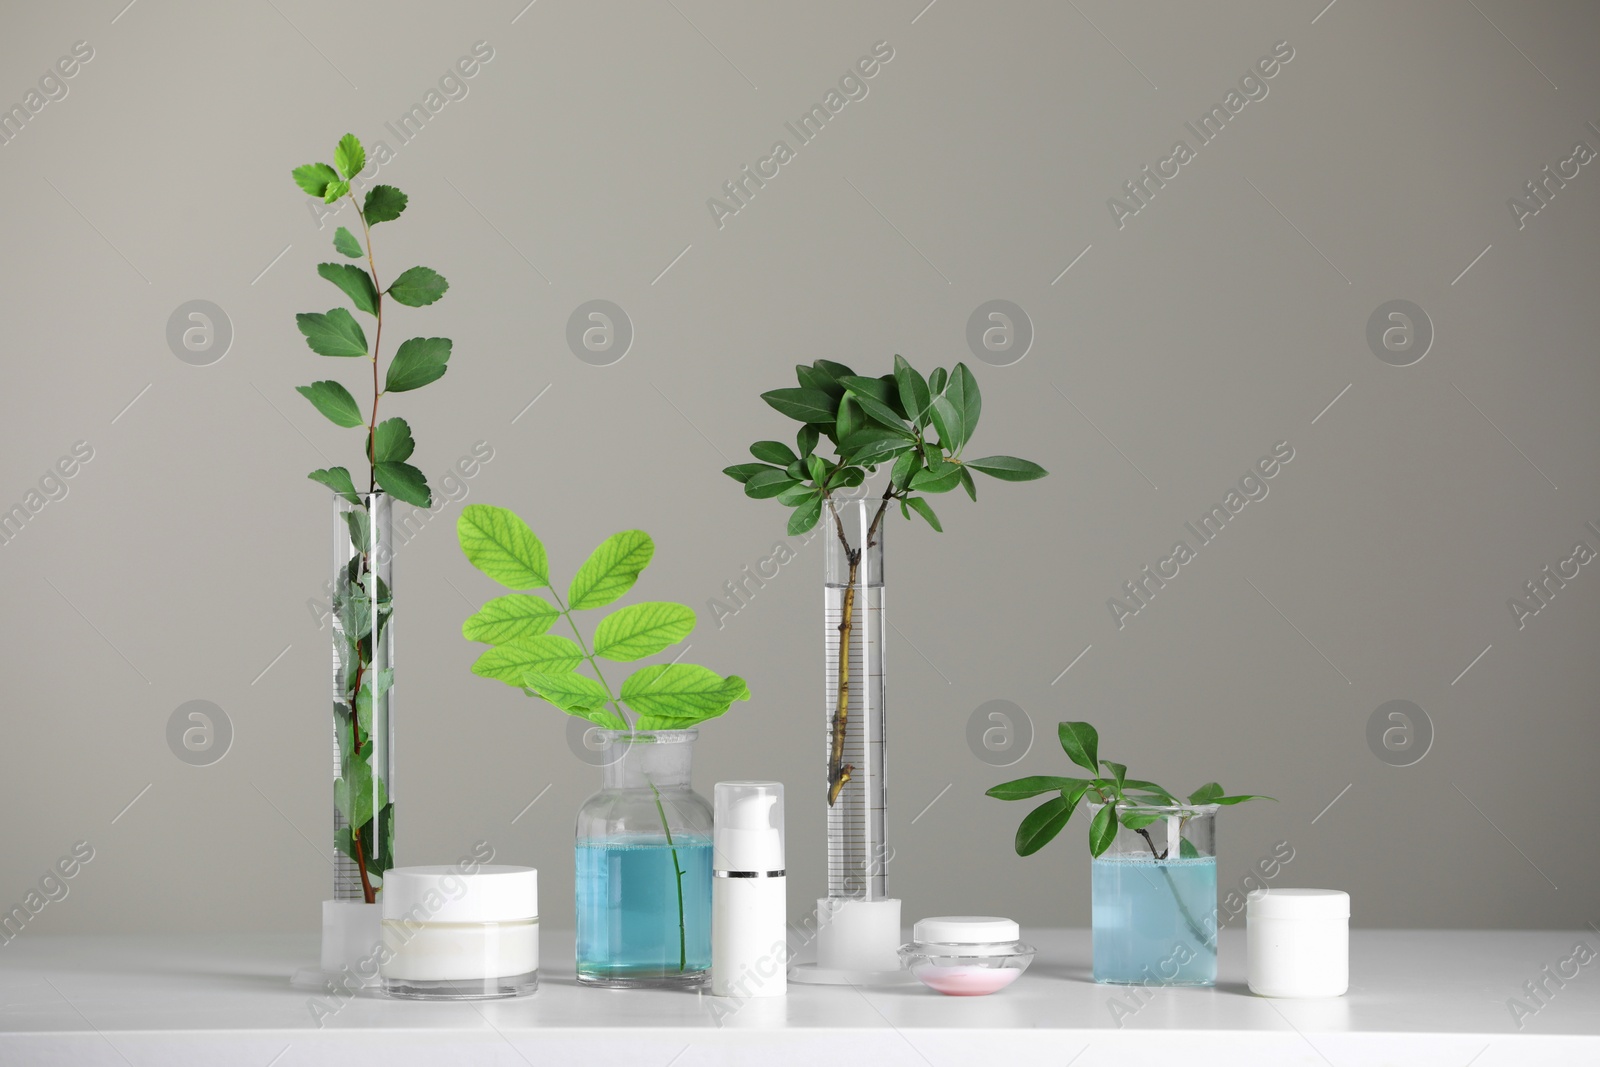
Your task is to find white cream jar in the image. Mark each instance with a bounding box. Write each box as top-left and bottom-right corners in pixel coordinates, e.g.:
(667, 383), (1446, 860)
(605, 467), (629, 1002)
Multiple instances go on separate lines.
(1247, 888), (1349, 998)
(381, 865), (538, 1000)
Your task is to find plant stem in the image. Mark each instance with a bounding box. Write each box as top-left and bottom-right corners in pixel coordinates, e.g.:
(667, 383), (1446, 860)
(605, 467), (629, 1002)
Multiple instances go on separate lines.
(548, 587), (627, 726)
(823, 486), (895, 808)
(1132, 826), (1215, 956)
(649, 780), (688, 973)
(350, 195), (386, 496)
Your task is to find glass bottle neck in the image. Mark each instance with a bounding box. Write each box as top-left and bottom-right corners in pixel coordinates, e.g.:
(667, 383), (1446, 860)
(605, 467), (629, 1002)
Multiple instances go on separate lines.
(598, 732), (696, 791)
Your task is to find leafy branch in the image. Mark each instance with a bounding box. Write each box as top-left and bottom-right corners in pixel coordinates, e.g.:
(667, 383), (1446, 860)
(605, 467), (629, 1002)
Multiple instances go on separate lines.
(725, 357), (1047, 805)
(988, 720), (1271, 953)
(291, 133), (452, 903)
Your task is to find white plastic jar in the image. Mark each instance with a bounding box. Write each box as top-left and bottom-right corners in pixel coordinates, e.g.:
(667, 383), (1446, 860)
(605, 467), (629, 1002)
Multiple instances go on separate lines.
(381, 865), (538, 1000)
(1246, 888), (1349, 997)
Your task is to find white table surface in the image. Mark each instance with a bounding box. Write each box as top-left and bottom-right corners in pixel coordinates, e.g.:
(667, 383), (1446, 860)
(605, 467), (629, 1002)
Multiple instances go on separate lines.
(1, 929), (1595, 1065)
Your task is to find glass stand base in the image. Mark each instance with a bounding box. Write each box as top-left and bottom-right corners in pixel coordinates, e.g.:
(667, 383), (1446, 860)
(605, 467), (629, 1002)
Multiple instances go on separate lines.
(576, 971), (706, 989)
(788, 962), (918, 987)
(385, 973), (537, 1000)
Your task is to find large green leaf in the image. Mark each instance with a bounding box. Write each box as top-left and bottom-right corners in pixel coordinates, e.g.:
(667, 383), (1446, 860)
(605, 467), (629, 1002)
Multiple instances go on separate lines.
(333, 226), (363, 258)
(744, 470), (797, 499)
(308, 466), (360, 505)
(462, 595), (559, 644)
(334, 133), (365, 180)
(966, 456), (1048, 481)
(835, 396), (864, 442)
(722, 462), (780, 484)
(372, 417), (414, 464)
(1187, 783), (1224, 805)
(953, 363), (981, 446)
(909, 464), (963, 494)
(1215, 794), (1273, 805)
(317, 262), (379, 315)
(292, 162), (338, 198)
(893, 355), (931, 422)
(297, 308), (368, 358)
(568, 530), (654, 610)
(594, 602), (696, 662)
(905, 496), (942, 531)
(622, 664), (751, 728)
(1016, 794), (1072, 856)
(458, 505), (549, 589)
(849, 389), (911, 435)
(375, 461), (430, 508)
(762, 387), (837, 424)
(788, 495), (823, 535)
(354, 667), (394, 738)
(472, 635), (584, 685)
(334, 748), (387, 831)
(1058, 721), (1100, 774)
(388, 266), (449, 307)
(750, 441), (797, 466)
(295, 380), (363, 428)
(363, 184), (407, 224)
(1088, 803), (1120, 857)
(385, 337), (451, 392)
(522, 670), (615, 717)
(986, 775), (1092, 801)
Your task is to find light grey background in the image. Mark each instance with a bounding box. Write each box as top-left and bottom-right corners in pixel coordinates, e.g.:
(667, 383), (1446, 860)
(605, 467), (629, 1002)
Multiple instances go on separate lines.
(1, 0), (1596, 938)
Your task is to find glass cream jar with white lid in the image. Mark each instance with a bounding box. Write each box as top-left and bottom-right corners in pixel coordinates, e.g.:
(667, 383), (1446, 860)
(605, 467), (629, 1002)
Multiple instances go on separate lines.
(381, 865), (538, 1000)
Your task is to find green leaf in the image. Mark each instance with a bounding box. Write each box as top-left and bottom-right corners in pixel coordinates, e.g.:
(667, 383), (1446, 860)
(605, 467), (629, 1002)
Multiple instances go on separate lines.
(334, 749), (386, 831)
(744, 470), (796, 499)
(323, 180), (350, 204)
(333, 226), (363, 258)
(986, 775), (1092, 801)
(838, 375), (892, 404)
(1216, 794), (1273, 806)
(1187, 783), (1224, 806)
(296, 308), (368, 358)
(835, 396), (864, 442)
(622, 664), (751, 729)
(959, 467), (978, 501)
(1015, 795), (1073, 856)
(363, 184), (407, 224)
(806, 454), (829, 485)
(372, 418), (414, 463)
(788, 495), (823, 535)
(388, 266), (449, 307)
(593, 602), (696, 661)
(812, 359), (855, 381)
(953, 363), (981, 446)
(375, 461), (430, 508)
(750, 440), (797, 466)
(522, 670), (615, 716)
(458, 504), (550, 589)
(569, 530), (654, 610)
(1088, 803), (1120, 857)
(762, 387), (837, 425)
(797, 425), (820, 458)
(354, 667), (394, 737)
(723, 462), (779, 485)
(928, 367), (948, 395)
(966, 456), (1048, 482)
(910, 464), (963, 494)
(292, 162), (338, 197)
(472, 635), (584, 685)
(893, 355), (931, 422)
(842, 436), (913, 468)
(334, 133), (365, 180)
(1058, 722), (1100, 774)
(1179, 838), (1202, 860)
(1119, 810), (1161, 831)
(309, 466), (360, 505)
(1122, 779), (1178, 803)
(317, 262), (379, 316)
(295, 380), (363, 428)
(849, 389), (912, 435)
(776, 483), (816, 506)
(890, 450), (918, 491)
(905, 496), (942, 532)
(462, 594), (559, 644)
(385, 337), (451, 392)
(1102, 761), (1127, 788)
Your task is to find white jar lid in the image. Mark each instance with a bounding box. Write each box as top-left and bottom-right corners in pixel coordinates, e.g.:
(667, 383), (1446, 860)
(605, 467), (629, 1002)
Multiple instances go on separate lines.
(913, 916), (1020, 944)
(1247, 888), (1349, 920)
(382, 865), (538, 924)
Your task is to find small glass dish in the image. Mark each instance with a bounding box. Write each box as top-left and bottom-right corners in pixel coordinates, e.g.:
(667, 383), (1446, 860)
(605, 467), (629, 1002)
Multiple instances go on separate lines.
(899, 916), (1034, 996)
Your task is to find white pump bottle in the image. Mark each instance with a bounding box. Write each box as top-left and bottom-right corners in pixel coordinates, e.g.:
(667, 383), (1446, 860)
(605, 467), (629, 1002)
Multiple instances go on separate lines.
(711, 781), (786, 997)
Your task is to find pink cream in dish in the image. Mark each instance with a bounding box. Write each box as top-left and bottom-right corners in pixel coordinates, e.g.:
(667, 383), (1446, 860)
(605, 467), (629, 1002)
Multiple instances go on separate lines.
(899, 916), (1034, 997)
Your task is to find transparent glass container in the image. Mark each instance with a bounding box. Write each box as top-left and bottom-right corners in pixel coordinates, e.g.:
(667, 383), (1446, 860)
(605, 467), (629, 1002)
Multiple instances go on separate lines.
(899, 917), (1034, 996)
(823, 498), (888, 901)
(1089, 802), (1219, 986)
(330, 490), (396, 903)
(575, 730), (713, 986)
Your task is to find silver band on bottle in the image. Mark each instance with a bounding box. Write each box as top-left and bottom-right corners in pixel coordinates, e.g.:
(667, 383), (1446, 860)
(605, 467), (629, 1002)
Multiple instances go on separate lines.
(714, 870), (786, 879)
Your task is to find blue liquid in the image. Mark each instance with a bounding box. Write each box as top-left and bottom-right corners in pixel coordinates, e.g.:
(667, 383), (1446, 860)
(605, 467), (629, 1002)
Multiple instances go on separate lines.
(576, 836), (712, 983)
(1092, 853), (1217, 985)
